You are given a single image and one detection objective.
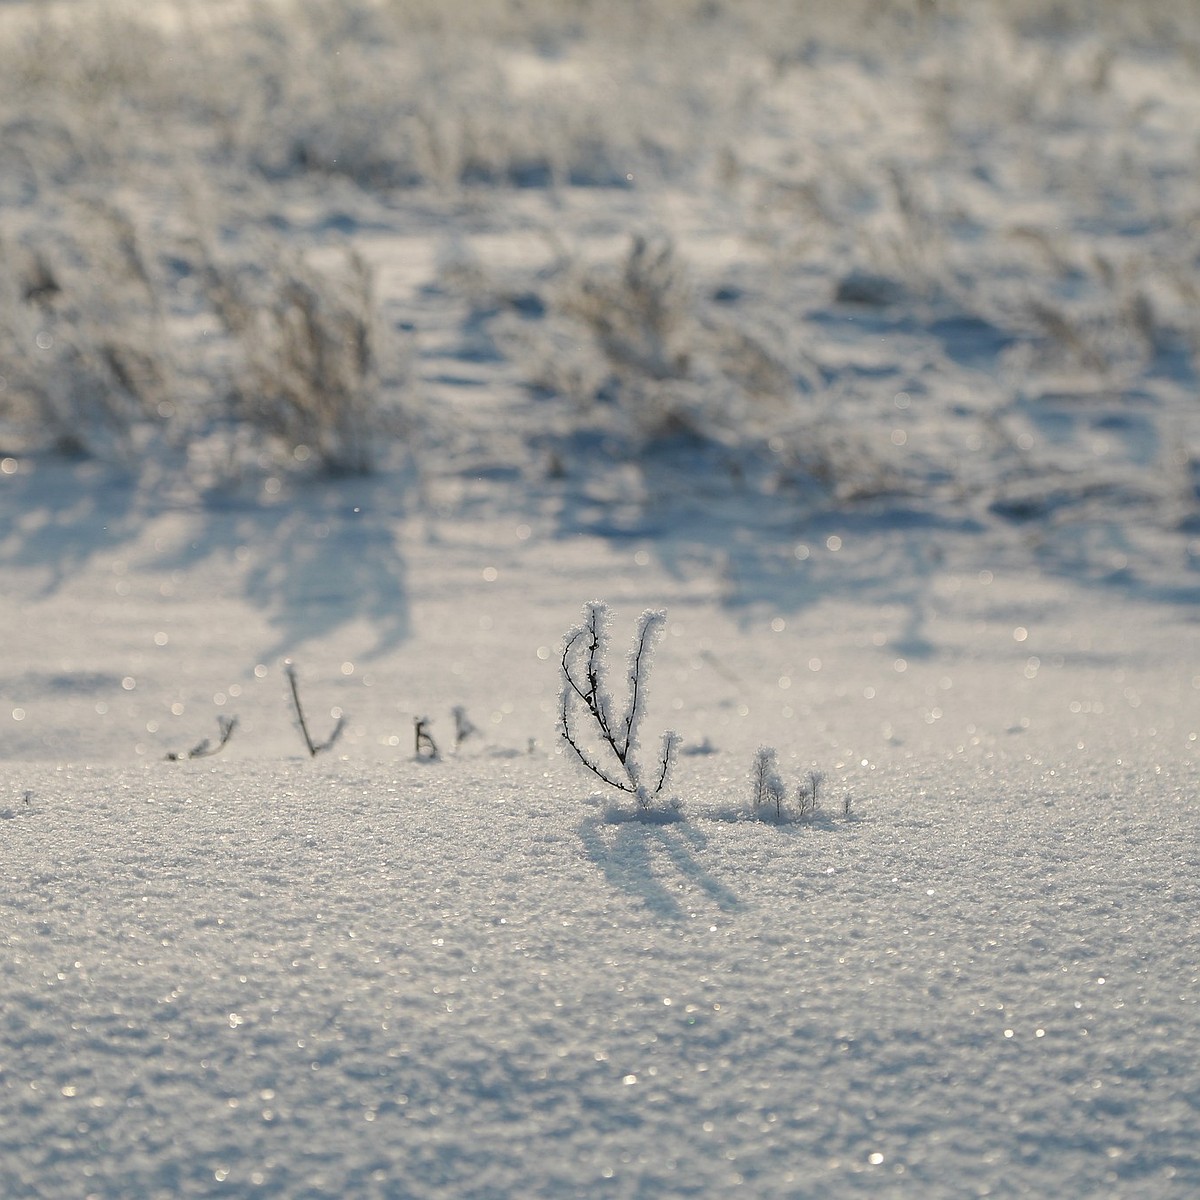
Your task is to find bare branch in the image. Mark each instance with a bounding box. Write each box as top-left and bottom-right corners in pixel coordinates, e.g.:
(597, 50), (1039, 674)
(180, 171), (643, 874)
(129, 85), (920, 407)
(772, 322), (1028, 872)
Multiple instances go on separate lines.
(166, 715), (239, 761)
(414, 716), (439, 760)
(284, 661), (345, 757)
(559, 691), (633, 792)
(558, 601), (678, 811)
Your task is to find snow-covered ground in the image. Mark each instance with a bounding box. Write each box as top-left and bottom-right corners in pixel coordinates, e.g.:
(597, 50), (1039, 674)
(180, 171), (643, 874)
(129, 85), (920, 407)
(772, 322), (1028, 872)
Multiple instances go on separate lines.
(3, 458), (1197, 1198)
(2, 2), (1199, 1196)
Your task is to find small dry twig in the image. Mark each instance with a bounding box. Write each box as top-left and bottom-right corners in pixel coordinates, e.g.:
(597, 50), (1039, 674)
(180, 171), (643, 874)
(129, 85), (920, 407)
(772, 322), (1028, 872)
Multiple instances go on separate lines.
(165, 714), (238, 761)
(452, 705), (477, 750)
(284, 661), (346, 757)
(414, 716), (439, 759)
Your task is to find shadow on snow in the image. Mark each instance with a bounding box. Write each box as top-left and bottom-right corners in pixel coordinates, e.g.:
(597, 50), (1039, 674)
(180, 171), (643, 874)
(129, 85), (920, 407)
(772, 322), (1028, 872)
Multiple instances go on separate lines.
(0, 458), (412, 658)
(577, 810), (742, 921)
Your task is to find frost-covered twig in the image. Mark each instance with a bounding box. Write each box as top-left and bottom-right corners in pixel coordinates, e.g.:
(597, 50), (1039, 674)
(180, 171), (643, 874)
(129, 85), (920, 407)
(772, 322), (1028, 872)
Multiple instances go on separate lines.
(165, 714), (238, 761)
(751, 746), (786, 820)
(797, 769), (825, 824)
(750, 752), (828, 824)
(795, 782), (815, 823)
(558, 602), (679, 812)
(284, 661), (346, 757)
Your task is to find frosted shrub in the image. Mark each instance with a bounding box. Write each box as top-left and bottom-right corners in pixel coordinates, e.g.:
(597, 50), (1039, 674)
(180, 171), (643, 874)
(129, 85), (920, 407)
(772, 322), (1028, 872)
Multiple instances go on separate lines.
(558, 602), (680, 816)
(204, 242), (385, 475)
(750, 750), (826, 824)
(750, 747), (787, 820)
(0, 205), (171, 459)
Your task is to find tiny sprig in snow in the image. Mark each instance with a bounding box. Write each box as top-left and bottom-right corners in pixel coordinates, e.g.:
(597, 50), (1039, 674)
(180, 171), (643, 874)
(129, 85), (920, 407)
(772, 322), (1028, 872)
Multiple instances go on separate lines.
(558, 602), (680, 814)
(750, 748), (828, 823)
(750, 746), (787, 821)
(414, 715), (439, 760)
(165, 714), (238, 761)
(451, 705), (478, 751)
(284, 660), (346, 757)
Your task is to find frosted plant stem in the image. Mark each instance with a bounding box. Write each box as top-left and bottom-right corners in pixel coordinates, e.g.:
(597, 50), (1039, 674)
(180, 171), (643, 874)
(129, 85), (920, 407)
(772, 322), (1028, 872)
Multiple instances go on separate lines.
(558, 602), (678, 809)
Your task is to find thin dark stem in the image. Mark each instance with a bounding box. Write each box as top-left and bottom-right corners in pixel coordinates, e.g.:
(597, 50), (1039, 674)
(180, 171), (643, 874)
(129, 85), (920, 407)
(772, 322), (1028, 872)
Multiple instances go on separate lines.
(562, 631), (629, 774)
(165, 715), (239, 761)
(285, 662), (318, 756)
(284, 662), (344, 757)
(315, 715), (347, 755)
(191, 715), (239, 759)
(623, 617), (657, 753)
(559, 693), (634, 793)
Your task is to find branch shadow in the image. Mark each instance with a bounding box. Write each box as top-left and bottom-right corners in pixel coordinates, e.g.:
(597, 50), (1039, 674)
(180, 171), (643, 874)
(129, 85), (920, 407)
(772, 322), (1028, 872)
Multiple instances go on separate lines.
(0, 459), (141, 595)
(535, 427), (981, 659)
(527, 318), (1200, 635)
(158, 479), (413, 659)
(577, 810), (741, 921)
(0, 458), (412, 658)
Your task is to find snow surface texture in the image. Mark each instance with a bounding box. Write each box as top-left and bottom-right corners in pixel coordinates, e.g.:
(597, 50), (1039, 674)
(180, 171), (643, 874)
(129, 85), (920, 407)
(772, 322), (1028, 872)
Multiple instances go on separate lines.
(3, 472), (1197, 1199)
(1, 1), (1199, 1197)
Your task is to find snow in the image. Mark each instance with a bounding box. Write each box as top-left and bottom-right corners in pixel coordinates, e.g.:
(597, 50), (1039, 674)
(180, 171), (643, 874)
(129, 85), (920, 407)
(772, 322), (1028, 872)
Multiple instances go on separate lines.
(3, 471), (1197, 1197)
(2, 1), (1200, 1196)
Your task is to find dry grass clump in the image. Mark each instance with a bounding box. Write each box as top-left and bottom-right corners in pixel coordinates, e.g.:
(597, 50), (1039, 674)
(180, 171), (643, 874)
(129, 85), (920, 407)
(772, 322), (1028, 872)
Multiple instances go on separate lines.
(0, 196), (399, 479)
(526, 234), (790, 443)
(0, 202), (171, 459)
(487, 231), (898, 500)
(203, 241), (387, 476)
(0, 0), (731, 197)
(562, 234), (694, 390)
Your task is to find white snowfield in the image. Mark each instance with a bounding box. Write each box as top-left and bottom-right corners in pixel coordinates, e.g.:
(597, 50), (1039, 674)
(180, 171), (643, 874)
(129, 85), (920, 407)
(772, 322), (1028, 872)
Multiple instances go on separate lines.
(2, 482), (1197, 1198)
(2, 746), (1198, 1200)
(2, 0), (1200, 1196)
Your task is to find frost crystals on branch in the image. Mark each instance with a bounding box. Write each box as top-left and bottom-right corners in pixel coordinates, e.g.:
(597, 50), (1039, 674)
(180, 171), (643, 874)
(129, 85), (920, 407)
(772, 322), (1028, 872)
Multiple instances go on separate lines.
(750, 749), (829, 824)
(751, 746), (787, 820)
(559, 602), (680, 813)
